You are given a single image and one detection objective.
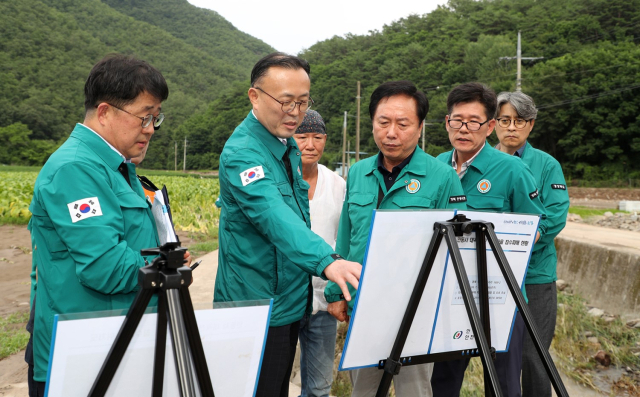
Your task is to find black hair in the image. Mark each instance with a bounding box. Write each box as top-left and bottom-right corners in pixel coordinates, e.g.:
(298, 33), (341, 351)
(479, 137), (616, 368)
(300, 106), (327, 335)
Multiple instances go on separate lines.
(84, 54), (168, 112)
(250, 52), (311, 87)
(368, 80), (429, 122)
(446, 82), (496, 120)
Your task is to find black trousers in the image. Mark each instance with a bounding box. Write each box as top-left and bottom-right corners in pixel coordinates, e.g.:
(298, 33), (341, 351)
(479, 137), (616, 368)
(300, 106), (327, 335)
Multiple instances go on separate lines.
(431, 311), (525, 397)
(255, 320), (301, 397)
(26, 294), (47, 397)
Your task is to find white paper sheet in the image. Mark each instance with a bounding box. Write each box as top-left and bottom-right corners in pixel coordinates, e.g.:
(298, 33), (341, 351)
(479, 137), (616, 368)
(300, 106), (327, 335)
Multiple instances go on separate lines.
(151, 189), (178, 245)
(46, 302), (271, 397)
(340, 210), (539, 370)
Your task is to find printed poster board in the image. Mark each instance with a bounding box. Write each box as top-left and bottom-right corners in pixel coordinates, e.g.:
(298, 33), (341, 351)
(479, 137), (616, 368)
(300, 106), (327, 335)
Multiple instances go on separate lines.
(340, 210), (539, 370)
(46, 300), (272, 397)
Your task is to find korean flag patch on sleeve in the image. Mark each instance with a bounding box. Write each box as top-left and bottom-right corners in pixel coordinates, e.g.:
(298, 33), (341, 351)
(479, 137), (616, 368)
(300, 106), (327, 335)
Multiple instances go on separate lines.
(240, 166), (265, 186)
(67, 197), (103, 223)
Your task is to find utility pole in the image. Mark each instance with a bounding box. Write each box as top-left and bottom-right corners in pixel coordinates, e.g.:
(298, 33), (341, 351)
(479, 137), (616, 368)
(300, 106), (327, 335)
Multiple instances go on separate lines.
(516, 30), (522, 91)
(342, 111), (348, 179)
(422, 120), (426, 152)
(355, 81), (361, 162)
(174, 141), (177, 171)
(499, 31), (544, 91)
(183, 137), (187, 172)
(347, 140), (351, 174)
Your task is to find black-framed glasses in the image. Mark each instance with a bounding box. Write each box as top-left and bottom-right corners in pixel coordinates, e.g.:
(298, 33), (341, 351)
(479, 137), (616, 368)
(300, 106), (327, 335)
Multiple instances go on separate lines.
(254, 87), (313, 113)
(447, 118), (491, 131)
(106, 103), (165, 130)
(496, 118), (531, 129)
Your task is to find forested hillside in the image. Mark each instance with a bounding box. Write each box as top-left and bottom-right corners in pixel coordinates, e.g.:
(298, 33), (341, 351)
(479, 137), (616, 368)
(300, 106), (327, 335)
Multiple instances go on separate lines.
(2, 0), (639, 181)
(180, 0), (640, 181)
(0, 0), (272, 167)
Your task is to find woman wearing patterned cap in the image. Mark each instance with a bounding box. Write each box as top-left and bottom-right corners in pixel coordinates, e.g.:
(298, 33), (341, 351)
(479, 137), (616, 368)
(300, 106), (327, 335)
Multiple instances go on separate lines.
(294, 109), (346, 397)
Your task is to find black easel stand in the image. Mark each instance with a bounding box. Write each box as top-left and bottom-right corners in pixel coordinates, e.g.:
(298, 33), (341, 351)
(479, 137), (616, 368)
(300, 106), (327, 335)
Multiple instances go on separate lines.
(375, 214), (569, 397)
(88, 242), (214, 397)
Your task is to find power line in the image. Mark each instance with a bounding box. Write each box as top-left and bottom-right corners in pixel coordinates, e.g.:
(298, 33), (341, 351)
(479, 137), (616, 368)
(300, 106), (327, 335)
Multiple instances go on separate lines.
(536, 83), (640, 109)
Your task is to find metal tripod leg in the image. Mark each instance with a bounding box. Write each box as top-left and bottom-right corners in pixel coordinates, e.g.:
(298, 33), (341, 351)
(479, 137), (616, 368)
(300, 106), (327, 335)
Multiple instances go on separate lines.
(483, 224), (569, 397)
(443, 224), (503, 397)
(89, 287), (155, 397)
(178, 285), (215, 396)
(152, 289), (168, 397)
(375, 228), (444, 397)
(167, 288), (196, 396)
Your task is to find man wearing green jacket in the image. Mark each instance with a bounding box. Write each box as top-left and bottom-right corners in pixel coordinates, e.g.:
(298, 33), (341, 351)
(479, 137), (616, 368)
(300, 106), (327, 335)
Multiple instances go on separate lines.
(214, 52), (361, 397)
(27, 55), (184, 395)
(431, 83), (548, 397)
(495, 91), (569, 397)
(324, 81), (467, 397)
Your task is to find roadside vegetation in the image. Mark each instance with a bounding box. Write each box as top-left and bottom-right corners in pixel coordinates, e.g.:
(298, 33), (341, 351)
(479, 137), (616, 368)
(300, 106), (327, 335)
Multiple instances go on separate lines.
(568, 206), (628, 218)
(0, 312), (30, 360)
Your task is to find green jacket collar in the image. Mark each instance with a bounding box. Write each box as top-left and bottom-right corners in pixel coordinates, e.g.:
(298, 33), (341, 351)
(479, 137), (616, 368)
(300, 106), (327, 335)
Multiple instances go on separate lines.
(366, 146), (429, 177)
(519, 141), (533, 160)
(467, 141), (495, 174)
(70, 124), (125, 171)
(246, 111), (297, 159)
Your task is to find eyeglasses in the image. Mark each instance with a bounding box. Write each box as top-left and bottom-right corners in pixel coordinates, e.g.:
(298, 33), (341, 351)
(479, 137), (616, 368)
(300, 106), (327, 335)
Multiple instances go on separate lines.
(106, 103), (165, 130)
(447, 118), (491, 131)
(496, 118), (531, 129)
(254, 87), (313, 113)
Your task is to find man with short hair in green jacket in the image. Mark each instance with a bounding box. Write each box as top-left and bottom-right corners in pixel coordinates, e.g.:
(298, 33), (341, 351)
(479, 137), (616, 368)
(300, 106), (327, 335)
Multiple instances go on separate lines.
(324, 81), (466, 397)
(431, 83), (548, 397)
(495, 91), (569, 397)
(27, 55), (186, 394)
(214, 52), (361, 397)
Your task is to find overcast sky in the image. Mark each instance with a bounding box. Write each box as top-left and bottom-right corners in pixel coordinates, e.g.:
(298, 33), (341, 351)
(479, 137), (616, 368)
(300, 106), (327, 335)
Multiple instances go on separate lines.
(187, 0), (448, 55)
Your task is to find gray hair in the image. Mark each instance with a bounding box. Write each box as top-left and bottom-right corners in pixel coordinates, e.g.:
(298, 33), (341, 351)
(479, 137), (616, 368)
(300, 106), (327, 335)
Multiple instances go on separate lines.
(496, 91), (538, 120)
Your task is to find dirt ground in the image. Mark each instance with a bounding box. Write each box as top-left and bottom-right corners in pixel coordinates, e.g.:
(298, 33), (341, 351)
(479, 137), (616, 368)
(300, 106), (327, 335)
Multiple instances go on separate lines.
(568, 187), (640, 201)
(0, 188), (638, 395)
(0, 227), (198, 396)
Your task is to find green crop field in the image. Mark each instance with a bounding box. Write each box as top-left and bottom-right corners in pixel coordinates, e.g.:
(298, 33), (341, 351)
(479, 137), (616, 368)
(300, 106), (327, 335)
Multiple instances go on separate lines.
(0, 171), (220, 234)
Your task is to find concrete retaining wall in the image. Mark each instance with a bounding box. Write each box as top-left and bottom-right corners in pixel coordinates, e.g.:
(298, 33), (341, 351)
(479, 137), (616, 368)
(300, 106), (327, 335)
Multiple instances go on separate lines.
(556, 236), (640, 318)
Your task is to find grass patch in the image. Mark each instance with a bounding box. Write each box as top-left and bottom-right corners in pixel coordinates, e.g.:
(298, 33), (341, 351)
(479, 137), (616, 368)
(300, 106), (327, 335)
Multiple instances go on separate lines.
(458, 289), (640, 395)
(188, 241), (219, 257)
(0, 165), (42, 172)
(332, 321), (352, 397)
(0, 311), (30, 359)
(137, 168), (218, 179)
(568, 206), (627, 218)
(460, 358), (485, 396)
(552, 291), (640, 391)
(180, 227), (219, 258)
(0, 215), (30, 225)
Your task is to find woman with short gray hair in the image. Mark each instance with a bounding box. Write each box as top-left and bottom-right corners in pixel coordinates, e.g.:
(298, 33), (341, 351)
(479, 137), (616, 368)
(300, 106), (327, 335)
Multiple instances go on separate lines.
(495, 91), (570, 397)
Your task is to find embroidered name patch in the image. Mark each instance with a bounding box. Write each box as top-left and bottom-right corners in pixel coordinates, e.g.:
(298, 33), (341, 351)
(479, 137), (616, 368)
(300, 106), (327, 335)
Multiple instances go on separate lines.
(240, 166), (265, 186)
(449, 195), (468, 203)
(551, 184), (566, 190)
(529, 189), (539, 199)
(67, 197), (102, 223)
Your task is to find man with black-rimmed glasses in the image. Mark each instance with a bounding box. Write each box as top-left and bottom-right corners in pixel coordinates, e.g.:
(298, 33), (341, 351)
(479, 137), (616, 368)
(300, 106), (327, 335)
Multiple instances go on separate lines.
(432, 83), (548, 397)
(214, 52), (361, 397)
(27, 54), (192, 396)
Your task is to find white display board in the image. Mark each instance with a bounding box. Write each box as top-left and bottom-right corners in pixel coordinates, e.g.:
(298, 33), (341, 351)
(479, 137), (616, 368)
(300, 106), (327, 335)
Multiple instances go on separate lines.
(429, 211), (538, 354)
(46, 301), (272, 397)
(339, 210), (455, 370)
(340, 210), (539, 370)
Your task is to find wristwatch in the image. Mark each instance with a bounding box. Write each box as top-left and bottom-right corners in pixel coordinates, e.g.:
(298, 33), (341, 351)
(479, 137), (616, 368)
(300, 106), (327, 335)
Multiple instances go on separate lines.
(330, 253), (344, 261)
